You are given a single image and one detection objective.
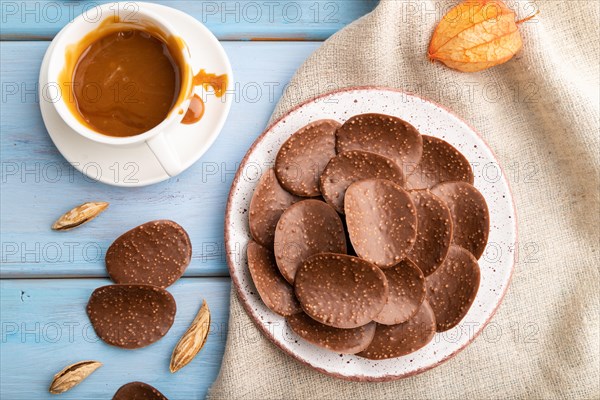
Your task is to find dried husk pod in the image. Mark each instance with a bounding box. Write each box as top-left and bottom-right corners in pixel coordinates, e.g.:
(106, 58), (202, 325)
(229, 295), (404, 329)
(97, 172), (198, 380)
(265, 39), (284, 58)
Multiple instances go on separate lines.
(428, 0), (533, 72)
(49, 360), (102, 394)
(170, 300), (210, 373)
(52, 202), (108, 230)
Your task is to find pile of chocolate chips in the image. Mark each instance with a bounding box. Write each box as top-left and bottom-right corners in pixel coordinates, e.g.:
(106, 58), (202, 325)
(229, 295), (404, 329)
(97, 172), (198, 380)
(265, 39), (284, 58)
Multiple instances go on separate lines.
(86, 220), (192, 349)
(247, 114), (489, 359)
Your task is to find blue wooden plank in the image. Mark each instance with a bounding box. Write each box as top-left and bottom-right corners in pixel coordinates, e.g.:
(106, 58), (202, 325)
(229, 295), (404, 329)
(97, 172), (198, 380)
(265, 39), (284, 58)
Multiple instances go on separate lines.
(1, 40), (320, 278)
(0, 278), (231, 400)
(0, 0), (377, 41)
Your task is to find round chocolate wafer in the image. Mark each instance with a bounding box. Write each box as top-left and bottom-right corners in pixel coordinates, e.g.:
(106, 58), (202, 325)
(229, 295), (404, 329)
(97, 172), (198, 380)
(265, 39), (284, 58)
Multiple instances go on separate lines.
(426, 245), (480, 332)
(345, 179), (417, 268)
(247, 241), (302, 317)
(406, 190), (453, 276)
(113, 381), (168, 400)
(357, 300), (436, 360)
(336, 113), (423, 172)
(320, 150), (405, 213)
(406, 135), (474, 189)
(249, 168), (301, 248)
(374, 259), (426, 325)
(294, 253), (388, 329)
(287, 312), (376, 354)
(106, 220), (192, 288)
(87, 284), (176, 349)
(275, 119), (340, 197)
(274, 199), (346, 284)
(431, 181), (489, 259)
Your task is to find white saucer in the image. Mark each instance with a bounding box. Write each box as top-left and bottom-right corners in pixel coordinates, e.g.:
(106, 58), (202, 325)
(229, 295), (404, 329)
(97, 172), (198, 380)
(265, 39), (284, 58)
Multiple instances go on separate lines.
(39, 3), (233, 187)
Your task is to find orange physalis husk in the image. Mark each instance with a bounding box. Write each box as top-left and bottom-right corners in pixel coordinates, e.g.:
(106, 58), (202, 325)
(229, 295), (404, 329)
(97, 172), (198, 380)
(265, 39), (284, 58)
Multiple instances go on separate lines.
(428, 0), (533, 72)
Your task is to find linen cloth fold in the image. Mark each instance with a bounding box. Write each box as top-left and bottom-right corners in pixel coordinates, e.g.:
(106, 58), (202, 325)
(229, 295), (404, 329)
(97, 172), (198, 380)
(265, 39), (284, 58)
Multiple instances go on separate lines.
(209, 1), (600, 398)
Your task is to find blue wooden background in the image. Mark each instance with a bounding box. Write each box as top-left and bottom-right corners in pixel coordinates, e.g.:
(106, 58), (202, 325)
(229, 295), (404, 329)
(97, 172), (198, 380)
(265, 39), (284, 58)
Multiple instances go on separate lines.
(0, 1), (376, 399)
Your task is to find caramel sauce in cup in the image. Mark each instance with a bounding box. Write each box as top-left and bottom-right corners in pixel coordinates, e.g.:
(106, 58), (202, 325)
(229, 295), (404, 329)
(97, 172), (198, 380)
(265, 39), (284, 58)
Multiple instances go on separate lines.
(58, 16), (194, 137)
(50, 6), (229, 177)
(71, 30), (180, 136)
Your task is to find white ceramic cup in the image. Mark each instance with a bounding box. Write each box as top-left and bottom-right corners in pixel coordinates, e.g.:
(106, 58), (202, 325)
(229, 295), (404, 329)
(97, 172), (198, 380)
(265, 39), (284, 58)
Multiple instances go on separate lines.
(47, 2), (194, 177)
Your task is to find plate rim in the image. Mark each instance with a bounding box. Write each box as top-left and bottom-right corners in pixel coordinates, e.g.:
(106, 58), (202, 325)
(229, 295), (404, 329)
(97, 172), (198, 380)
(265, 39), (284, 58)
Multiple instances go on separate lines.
(224, 85), (518, 382)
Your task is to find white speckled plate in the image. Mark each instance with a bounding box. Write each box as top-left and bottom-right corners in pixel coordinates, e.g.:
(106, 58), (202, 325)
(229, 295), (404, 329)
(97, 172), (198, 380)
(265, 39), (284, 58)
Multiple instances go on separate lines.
(225, 87), (517, 381)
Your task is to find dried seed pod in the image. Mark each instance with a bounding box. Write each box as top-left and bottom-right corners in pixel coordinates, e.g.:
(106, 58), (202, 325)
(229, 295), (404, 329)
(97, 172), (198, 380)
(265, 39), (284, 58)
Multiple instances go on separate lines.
(49, 360), (102, 394)
(428, 0), (533, 72)
(170, 300), (210, 373)
(51, 202), (108, 231)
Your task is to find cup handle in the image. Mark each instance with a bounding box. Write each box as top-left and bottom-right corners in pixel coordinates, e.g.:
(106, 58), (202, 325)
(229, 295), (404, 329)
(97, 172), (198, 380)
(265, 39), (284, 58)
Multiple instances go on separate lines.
(146, 132), (183, 177)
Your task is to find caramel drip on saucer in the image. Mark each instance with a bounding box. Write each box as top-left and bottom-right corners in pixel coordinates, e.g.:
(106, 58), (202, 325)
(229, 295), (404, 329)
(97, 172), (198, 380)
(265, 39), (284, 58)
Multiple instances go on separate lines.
(182, 94), (205, 125)
(193, 69), (228, 97)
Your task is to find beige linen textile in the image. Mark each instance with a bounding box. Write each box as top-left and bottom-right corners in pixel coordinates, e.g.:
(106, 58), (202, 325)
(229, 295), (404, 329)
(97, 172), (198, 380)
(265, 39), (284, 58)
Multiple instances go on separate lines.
(209, 0), (600, 398)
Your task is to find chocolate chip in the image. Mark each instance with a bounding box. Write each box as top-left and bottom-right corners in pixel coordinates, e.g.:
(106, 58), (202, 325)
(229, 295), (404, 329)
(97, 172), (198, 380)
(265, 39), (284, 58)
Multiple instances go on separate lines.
(113, 381), (168, 400)
(357, 300), (436, 360)
(431, 182), (489, 259)
(426, 245), (480, 331)
(294, 253), (388, 329)
(406, 190), (453, 276)
(374, 259), (426, 325)
(106, 220), (192, 288)
(275, 119), (340, 197)
(287, 313), (376, 354)
(345, 179), (417, 268)
(247, 241), (302, 317)
(320, 150), (405, 213)
(406, 135), (474, 189)
(336, 113), (422, 172)
(249, 168), (301, 248)
(274, 199), (346, 283)
(87, 284), (176, 349)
